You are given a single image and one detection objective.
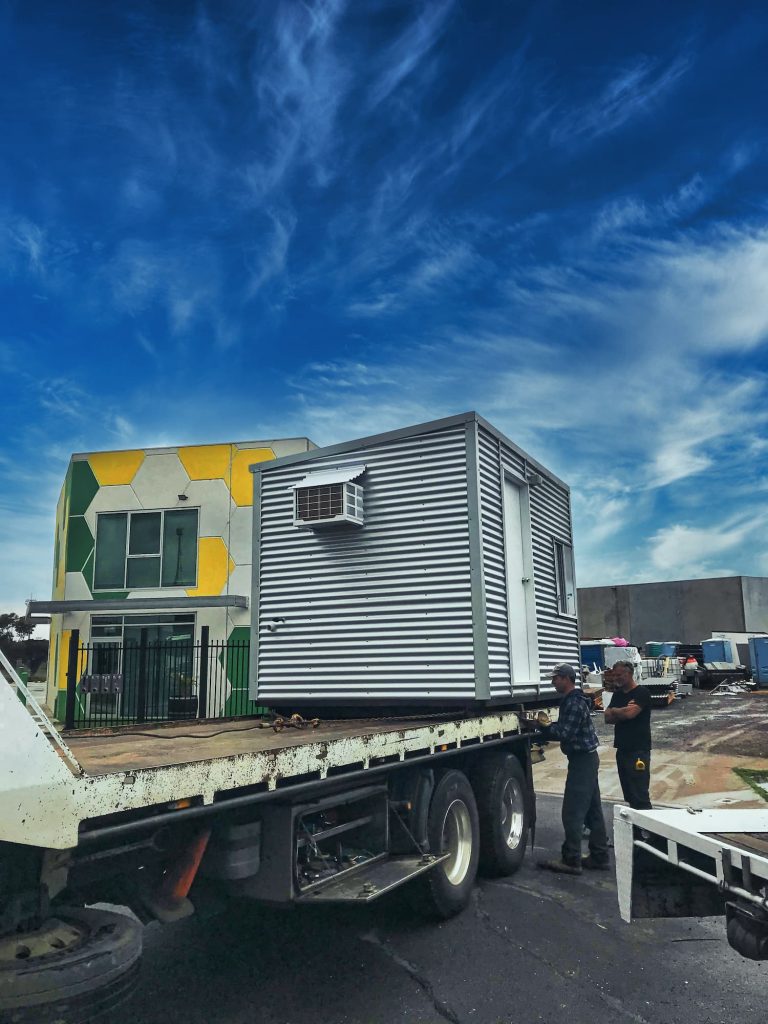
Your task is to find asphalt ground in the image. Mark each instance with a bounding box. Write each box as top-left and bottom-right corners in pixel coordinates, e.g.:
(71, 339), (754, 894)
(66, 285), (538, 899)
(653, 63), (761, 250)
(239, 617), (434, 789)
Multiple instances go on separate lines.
(124, 794), (766, 1024)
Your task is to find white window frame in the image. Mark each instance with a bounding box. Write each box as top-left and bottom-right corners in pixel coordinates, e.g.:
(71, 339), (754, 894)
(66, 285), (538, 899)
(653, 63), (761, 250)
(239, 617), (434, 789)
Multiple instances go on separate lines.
(553, 538), (577, 618)
(93, 508), (200, 591)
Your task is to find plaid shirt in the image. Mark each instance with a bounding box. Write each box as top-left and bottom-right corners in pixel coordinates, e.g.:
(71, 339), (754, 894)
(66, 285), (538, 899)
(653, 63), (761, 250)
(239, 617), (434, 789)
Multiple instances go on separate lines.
(547, 687), (599, 755)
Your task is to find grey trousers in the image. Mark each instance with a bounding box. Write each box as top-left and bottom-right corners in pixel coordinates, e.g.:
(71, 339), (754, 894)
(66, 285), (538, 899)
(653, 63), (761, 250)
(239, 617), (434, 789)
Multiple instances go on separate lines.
(561, 750), (609, 865)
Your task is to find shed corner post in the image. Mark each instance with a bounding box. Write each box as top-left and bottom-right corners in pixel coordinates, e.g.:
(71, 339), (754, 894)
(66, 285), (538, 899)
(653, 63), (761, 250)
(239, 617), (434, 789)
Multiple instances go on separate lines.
(465, 418), (490, 700)
(248, 465), (262, 703)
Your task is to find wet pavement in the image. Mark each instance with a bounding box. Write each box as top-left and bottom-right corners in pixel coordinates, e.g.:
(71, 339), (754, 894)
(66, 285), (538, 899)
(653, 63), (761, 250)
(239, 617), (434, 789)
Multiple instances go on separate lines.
(125, 794), (767, 1024)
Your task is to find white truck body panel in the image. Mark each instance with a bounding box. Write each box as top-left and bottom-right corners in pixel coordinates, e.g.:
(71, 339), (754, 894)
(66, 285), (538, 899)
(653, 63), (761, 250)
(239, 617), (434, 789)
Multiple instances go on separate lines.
(615, 804), (768, 924)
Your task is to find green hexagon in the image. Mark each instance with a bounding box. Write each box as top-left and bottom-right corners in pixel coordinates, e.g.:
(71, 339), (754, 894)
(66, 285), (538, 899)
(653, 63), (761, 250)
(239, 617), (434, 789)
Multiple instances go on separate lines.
(220, 627), (265, 717)
(65, 516), (94, 573)
(69, 460), (99, 516)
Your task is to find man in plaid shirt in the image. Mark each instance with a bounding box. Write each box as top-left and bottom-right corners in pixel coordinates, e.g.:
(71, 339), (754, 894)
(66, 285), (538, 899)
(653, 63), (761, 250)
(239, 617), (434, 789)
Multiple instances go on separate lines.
(536, 664), (609, 874)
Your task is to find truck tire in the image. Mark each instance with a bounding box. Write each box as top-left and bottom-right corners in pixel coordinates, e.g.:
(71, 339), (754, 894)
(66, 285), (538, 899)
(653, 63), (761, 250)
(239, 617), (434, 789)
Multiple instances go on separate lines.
(472, 753), (529, 877)
(418, 769), (479, 919)
(0, 907), (142, 1024)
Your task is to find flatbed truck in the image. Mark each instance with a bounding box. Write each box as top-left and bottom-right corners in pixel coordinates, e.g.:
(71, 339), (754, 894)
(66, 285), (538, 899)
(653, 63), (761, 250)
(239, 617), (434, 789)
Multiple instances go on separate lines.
(0, 649), (549, 1023)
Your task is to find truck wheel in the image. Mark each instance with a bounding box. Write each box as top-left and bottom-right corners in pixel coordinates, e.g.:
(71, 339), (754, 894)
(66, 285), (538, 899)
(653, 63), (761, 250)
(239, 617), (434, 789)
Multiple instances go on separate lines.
(0, 906), (142, 1024)
(472, 753), (529, 877)
(418, 769), (479, 919)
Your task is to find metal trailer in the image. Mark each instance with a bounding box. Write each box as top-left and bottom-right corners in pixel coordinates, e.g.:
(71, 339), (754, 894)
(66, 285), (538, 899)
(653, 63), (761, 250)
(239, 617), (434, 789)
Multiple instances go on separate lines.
(250, 412), (580, 712)
(581, 642), (679, 707)
(614, 804), (768, 960)
(0, 649), (551, 1023)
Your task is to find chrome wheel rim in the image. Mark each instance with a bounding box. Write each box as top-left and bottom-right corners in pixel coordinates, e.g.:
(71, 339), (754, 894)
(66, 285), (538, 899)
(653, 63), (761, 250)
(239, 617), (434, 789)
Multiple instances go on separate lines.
(500, 778), (525, 849)
(441, 799), (473, 885)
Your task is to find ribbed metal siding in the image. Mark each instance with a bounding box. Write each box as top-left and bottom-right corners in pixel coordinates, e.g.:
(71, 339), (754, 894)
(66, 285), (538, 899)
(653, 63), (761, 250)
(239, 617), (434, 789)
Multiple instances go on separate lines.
(254, 425), (475, 700)
(478, 425), (580, 692)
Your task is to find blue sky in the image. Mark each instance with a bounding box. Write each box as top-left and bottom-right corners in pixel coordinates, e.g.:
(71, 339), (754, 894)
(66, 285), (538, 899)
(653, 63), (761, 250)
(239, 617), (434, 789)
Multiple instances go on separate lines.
(2, 0), (768, 614)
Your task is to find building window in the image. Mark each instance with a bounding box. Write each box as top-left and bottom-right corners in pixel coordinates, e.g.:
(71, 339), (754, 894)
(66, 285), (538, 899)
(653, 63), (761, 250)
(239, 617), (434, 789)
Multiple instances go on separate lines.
(94, 509), (199, 590)
(554, 540), (576, 617)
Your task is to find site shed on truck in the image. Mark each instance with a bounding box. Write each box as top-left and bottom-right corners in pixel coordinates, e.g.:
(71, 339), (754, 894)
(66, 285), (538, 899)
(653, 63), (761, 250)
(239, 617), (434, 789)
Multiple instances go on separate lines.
(249, 412), (579, 709)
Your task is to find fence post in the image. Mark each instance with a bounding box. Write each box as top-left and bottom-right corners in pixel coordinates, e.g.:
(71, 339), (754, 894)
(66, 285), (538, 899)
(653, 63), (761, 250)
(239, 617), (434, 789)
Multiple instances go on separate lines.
(64, 629), (80, 730)
(136, 628), (149, 724)
(198, 626), (209, 719)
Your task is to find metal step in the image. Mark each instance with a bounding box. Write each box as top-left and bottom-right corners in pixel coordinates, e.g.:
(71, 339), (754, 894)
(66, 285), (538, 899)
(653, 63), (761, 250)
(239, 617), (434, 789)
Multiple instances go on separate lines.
(296, 853), (449, 904)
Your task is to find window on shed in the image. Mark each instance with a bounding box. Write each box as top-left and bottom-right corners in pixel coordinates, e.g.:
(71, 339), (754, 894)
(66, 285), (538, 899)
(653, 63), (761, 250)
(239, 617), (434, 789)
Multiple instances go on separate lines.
(554, 541), (576, 617)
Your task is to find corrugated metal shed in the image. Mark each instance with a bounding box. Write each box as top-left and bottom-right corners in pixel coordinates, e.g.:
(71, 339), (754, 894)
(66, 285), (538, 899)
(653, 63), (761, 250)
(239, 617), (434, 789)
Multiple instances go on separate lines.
(249, 413), (579, 708)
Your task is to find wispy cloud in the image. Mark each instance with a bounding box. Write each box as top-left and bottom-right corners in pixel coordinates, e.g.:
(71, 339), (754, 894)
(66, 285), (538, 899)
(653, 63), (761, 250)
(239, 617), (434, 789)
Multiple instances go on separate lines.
(550, 53), (692, 147)
(347, 237), (477, 316)
(246, 209), (297, 298)
(107, 238), (222, 335)
(245, 0), (349, 198)
(367, 1), (455, 110)
(649, 511), (768, 579)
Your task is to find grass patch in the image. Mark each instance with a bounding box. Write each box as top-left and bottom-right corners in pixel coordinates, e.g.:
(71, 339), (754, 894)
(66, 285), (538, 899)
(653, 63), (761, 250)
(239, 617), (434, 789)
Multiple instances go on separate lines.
(732, 767), (768, 802)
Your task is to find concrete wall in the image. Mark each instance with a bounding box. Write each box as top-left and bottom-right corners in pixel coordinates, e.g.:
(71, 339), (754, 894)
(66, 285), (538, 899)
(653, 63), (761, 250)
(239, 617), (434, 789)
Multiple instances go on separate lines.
(577, 576), (768, 647)
(742, 577), (768, 632)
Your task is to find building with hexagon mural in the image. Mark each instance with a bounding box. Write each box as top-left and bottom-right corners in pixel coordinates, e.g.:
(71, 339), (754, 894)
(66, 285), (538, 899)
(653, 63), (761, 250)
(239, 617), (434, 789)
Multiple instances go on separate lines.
(41, 436), (315, 722)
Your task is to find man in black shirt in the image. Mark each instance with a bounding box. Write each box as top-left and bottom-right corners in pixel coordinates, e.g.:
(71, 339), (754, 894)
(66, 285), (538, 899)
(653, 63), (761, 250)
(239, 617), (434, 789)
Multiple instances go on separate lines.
(604, 660), (652, 810)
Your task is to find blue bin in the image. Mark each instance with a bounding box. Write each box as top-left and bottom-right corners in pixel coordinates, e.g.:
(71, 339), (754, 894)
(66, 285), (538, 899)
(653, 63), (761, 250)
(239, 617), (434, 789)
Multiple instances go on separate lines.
(659, 642), (679, 657)
(580, 643), (606, 670)
(748, 637), (768, 684)
(702, 639), (733, 663)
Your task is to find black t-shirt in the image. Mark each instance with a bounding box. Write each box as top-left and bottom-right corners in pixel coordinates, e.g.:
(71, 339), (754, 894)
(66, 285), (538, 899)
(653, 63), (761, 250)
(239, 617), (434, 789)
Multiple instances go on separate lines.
(610, 684), (652, 751)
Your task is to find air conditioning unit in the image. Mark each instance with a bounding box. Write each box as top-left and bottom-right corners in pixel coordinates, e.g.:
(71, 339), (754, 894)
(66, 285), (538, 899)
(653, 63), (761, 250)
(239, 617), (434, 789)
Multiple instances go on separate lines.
(291, 464), (366, 529)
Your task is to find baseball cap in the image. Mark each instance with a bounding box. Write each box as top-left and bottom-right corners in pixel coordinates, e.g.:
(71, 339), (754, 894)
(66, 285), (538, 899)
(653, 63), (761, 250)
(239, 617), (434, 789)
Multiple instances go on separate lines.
(550, 664), (577, 681)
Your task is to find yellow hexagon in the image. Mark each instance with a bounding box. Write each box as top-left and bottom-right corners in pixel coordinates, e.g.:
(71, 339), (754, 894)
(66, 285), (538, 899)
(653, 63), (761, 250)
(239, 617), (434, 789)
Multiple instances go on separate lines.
(186, 537), (235, 597)
(178, 444), (233, 481)
(230, 447), (275, 506)
(88, 450), (145, 486)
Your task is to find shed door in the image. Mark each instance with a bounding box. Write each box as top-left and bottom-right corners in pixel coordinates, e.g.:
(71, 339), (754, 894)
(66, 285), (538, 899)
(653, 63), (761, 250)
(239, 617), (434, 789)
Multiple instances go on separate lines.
(503, 478), (538, 684)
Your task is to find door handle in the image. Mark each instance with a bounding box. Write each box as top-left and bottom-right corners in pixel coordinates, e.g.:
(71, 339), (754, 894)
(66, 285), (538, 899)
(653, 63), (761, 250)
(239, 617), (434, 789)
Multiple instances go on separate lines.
(521, 577), (530, 583)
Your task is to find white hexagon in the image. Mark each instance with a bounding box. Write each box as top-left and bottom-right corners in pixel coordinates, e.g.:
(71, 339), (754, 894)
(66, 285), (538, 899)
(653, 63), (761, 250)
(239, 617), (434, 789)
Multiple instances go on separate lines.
(228, 504), (253, 565)
(225, 605), (250, 631)
(64, 571), (93, 601)
(199, 607), (228, 642)
(226, 564), (252, 602)
(83, 484), (144, 535)
(131, 453), (190, 510)
(183, 479), (231, 538)
(66, 611), (90, 636)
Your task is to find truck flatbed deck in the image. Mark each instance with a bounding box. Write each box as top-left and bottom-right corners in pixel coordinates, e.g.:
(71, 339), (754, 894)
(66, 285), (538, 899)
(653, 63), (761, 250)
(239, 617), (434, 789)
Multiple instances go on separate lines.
(2, 671), (540, 850)
(63, 715), (466, 776)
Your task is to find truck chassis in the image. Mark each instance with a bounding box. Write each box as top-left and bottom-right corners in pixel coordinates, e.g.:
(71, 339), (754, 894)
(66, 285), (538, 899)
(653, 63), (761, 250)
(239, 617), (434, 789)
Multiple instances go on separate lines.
(0, 653), (547, 1022)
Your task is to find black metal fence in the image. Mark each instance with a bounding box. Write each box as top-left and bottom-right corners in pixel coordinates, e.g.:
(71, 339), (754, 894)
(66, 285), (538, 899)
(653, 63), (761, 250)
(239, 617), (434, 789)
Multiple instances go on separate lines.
(63, 627), (259, 730)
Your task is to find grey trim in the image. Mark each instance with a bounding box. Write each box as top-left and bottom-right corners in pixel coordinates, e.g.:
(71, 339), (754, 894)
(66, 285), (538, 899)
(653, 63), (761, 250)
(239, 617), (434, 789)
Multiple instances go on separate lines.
(248, 411), (569, 493)
(72, 436), (316, 460)
(466, 419), (490, 700)
(27, 596), (248, 614)
(248, 467), (263, 701)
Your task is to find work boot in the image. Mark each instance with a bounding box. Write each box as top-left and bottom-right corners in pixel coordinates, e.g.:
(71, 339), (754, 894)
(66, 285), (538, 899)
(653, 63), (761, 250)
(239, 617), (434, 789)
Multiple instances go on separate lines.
(537, 858), (582, 875)
(581, 855), (610, 871)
